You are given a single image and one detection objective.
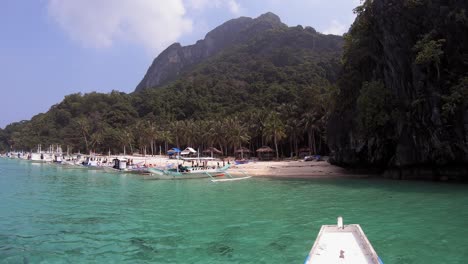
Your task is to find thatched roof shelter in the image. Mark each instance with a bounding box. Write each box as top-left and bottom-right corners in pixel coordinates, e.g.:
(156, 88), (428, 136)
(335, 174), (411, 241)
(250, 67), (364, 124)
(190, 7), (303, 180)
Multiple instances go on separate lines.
(202, 147), (222, 154)
(256, 146), (274, 160)
(256, 146), (274, 153)
(235, 147), (251, 153)
(235, 147), (251, 159)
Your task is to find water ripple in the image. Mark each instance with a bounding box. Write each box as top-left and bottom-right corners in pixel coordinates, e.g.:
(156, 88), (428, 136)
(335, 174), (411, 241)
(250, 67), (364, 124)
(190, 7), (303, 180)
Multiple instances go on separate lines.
(0, 159), (468, 263)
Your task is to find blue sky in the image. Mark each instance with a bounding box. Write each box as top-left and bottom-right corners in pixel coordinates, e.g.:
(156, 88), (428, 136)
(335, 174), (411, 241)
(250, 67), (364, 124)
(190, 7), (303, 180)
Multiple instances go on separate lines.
(0, 0), (360, 128)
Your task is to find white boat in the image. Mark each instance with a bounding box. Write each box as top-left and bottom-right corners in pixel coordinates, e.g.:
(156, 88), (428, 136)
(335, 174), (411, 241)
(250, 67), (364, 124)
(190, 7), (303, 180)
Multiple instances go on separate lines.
(99, 158), (149, 174)
(147, 164), (231, 180)
(29, 152), (46, 162)
(304, 217), (383, 264)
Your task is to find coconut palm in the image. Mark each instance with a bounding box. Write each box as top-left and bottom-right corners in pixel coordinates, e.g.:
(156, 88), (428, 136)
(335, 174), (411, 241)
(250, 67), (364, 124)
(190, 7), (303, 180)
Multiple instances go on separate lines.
(169, 120), (185, 148)
(158, 130), (172, 154)
(116, 128), (134, 155)
(145, 121), (158, 156)
(76, 117), (90, 151)
(262, 112), (286, 159)
(301, 111), (319, 155)
(211, 120), (228, 156)
(227, 118), (250, 158)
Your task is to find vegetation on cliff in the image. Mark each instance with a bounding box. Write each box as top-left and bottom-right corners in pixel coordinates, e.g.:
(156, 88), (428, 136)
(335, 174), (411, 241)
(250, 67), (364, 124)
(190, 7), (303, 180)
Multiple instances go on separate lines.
(328, 0), (468, 176)
(3, 1), (467, 180)
(0, 14), (342, 158)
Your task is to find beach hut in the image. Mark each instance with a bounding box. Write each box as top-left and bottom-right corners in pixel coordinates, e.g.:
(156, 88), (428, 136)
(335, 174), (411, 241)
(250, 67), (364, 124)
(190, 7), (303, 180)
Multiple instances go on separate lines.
(181, 147), (197, 157)
(167, 148), (181, 159)
(202, 147), (222, 158)
(235, 147), (251, 159)
(256, 146), (274, 161)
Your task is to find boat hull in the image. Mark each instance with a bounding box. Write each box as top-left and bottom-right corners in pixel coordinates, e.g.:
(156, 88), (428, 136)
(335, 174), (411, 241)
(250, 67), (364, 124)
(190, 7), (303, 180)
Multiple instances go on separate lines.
(147, 165), (230, 180)
(305, 221), (383, 264)
(102, 166), (151, 175)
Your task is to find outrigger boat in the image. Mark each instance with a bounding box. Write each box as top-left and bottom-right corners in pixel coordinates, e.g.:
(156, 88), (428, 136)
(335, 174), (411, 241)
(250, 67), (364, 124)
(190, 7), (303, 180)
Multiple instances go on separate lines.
(304, 217), (384, 264)
(102, 158), (151, 175)
(147, 163), (231, 180)
(147, 157), (251, 181)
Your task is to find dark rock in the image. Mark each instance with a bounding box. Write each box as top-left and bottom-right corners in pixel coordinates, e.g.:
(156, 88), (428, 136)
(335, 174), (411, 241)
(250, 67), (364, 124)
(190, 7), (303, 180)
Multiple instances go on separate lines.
(328, 0), (468, 178)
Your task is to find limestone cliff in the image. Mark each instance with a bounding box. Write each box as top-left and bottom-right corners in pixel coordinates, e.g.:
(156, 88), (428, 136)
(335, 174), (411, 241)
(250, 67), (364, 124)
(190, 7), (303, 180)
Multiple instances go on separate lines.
(135, 12), (287, 91)
(327, 0), (468, 180)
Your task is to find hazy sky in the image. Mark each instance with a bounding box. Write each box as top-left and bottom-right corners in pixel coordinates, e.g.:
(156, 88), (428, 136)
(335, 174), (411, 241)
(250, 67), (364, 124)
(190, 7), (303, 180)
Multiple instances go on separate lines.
(0, 0), (361, 128)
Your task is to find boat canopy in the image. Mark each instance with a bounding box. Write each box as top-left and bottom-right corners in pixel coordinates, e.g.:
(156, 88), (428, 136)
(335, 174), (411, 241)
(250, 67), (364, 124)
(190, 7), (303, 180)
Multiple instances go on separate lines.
(182, 157), (215, 161)
(181, 147), (197, 155)
(167, 148), (181, 155)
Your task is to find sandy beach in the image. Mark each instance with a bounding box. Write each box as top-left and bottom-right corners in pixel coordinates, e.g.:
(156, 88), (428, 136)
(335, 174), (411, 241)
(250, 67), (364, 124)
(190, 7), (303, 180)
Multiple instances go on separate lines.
(120, 155), (371, 179)
(228, 160), (373, 178)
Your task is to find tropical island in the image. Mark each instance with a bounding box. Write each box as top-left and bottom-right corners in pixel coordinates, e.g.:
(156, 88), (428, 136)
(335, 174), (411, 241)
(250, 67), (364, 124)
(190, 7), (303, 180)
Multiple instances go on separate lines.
(1, 0), (467, 181)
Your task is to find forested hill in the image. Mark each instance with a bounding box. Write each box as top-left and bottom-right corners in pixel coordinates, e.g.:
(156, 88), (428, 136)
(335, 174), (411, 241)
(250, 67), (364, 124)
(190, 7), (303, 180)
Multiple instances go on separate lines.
(0, 12), (343, 158)
(135, 12), (287, 91)
(328, 0), (468, 179)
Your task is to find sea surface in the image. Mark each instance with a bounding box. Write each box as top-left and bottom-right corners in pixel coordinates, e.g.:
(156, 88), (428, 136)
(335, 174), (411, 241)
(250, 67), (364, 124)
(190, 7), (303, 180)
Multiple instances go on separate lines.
(0, 158), (467, 264)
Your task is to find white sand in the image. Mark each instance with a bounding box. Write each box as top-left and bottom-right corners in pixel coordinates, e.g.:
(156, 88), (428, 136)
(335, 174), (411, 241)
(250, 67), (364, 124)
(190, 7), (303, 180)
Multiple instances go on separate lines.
(113, 155), (369, 178)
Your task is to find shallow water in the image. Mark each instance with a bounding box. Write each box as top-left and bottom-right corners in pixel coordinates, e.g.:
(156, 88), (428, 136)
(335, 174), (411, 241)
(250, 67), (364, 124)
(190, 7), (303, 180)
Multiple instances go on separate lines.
(0, 158), (467, 263)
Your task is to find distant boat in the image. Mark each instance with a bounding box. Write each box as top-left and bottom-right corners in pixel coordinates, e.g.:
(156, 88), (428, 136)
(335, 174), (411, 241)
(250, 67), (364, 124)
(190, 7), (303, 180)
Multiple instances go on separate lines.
(234, 159), (249, 165)
(304, 217), (384, 264)
(102, 158), (151, 175)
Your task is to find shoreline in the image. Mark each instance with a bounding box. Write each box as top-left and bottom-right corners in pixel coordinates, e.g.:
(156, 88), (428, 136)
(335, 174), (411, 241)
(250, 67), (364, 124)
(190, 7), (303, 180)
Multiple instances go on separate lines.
(228, 160), (374, 179)
(2, 154), (370, 179)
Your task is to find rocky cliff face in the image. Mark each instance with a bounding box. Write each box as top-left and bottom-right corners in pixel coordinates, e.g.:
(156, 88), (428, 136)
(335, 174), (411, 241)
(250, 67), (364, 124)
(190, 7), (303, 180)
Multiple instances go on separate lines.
(135, 12), (287, 91)
(328, 0), (468, 180)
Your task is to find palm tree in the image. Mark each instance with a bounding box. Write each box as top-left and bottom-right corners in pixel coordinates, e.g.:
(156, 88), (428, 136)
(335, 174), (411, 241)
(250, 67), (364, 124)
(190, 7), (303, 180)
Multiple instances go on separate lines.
(133, 121), (150, 156)
(145, 121), (158, 156)
(212, 120), (228, 156)
(158, 130), (173, 154)
(117, 128), (134, 155)
(76, 117), (90, 151)
(286, 118), (302, 158)
(227, 118), (250, 158)
(262, 112), (286, 159)
(90, 129), (105, 153)
(169, 120), (185, 149)
(301, 111), (319, 155)
(182, 120), (196, 147)
(278, 103), (302, 158)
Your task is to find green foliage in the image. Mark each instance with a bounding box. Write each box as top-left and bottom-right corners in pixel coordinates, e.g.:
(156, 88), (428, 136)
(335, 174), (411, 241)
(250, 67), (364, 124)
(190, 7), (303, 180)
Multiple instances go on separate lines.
(0, 24), (342, 157)
(404, 0), (424, 8)
(329, 0), (468, 167)
(442, 76), (468, 121)
(413, 35), (445, 74)
(357, 81), (394, 135)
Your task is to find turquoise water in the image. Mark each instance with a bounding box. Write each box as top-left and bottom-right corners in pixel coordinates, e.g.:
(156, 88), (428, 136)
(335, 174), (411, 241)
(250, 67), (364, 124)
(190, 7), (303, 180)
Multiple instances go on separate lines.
(0, 159), (468, 263)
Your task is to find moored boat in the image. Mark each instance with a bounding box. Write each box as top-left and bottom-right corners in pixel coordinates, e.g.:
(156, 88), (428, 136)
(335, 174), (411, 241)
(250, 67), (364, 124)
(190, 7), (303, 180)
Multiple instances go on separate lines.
(101, 158), (151, 175)
(147, 164), (231, 180)
(304, 217), (383, 264)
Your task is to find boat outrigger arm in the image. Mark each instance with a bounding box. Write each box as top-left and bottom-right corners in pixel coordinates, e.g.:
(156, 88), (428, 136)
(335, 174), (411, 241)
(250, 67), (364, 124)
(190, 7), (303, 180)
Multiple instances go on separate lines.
(209, 170), (251, 182)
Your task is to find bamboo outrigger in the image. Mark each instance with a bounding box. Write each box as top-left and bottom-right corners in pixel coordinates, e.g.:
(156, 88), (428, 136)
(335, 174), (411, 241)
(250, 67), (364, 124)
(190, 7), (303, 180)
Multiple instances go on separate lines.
(147, 156), (251, 181)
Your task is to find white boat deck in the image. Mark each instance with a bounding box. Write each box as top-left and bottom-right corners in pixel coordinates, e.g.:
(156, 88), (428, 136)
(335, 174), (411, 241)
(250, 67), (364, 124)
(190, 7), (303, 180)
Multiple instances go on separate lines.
(305, 218), (382, 264)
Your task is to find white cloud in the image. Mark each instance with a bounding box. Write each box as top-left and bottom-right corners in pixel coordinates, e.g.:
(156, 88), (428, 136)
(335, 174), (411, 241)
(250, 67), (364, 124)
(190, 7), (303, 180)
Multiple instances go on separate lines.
(323, 19), (348, 35)
(47, 0), (193, 54)
(185, 0), (241, 15)
(227, 0), (241, 15)
(187, 0), (221, 10)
